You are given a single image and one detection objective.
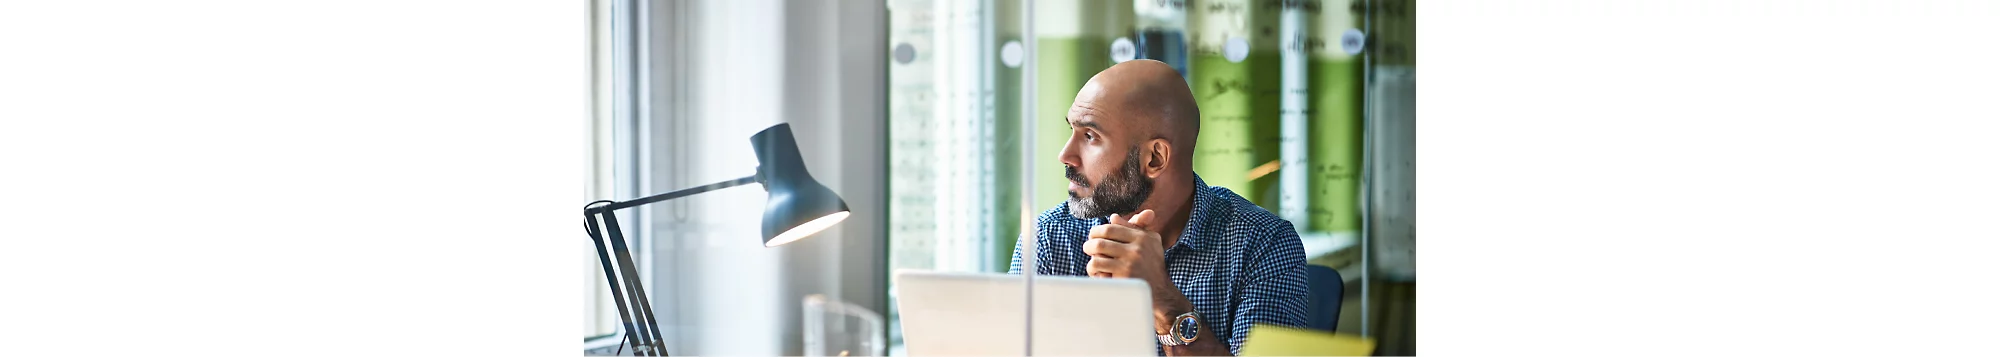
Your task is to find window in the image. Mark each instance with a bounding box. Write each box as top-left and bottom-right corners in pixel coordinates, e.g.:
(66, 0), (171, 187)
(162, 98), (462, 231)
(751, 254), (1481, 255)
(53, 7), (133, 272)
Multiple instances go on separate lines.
(584, 0), (640, 347)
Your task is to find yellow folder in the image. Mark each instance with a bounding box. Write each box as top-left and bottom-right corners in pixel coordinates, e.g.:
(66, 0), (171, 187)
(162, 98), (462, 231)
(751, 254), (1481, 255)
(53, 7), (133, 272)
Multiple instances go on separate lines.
(1238, 324), (1377, 356)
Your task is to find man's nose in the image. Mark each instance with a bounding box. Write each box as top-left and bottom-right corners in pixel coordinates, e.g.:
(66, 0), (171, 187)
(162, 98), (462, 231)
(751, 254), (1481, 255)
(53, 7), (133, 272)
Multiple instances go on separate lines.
(1057, 137), (1081, 168)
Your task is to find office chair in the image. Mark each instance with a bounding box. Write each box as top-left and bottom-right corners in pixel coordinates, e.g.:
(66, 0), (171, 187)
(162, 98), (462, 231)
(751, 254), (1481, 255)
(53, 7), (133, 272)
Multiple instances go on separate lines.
(1305, 264), (1344, 332)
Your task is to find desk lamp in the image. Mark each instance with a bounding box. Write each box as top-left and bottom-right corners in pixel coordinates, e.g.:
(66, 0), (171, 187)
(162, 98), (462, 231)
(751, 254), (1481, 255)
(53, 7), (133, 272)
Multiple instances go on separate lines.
(583, 123), (850, 356)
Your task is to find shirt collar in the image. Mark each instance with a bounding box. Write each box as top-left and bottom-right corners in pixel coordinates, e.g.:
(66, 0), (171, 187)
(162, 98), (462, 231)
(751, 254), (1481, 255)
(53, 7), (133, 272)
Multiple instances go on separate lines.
(1169, 174), (1215, 252)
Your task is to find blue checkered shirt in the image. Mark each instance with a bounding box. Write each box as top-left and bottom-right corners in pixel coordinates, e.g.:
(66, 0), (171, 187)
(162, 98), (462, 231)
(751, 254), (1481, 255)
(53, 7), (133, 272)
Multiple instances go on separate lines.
(1009, 175), (1310, 355)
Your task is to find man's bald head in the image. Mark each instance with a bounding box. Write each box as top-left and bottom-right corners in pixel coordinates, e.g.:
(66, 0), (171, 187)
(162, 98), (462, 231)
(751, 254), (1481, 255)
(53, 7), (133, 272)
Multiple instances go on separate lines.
(1074, 60), (1201, 166)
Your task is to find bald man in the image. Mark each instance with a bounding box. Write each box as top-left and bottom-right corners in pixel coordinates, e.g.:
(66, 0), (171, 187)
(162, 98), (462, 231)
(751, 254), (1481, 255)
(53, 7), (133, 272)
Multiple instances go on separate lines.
(1009, 60), (1309, 356)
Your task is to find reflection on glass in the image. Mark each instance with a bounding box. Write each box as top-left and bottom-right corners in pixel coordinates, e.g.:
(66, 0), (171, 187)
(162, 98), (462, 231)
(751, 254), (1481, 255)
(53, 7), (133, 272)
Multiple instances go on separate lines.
(804, 294), (887, 357)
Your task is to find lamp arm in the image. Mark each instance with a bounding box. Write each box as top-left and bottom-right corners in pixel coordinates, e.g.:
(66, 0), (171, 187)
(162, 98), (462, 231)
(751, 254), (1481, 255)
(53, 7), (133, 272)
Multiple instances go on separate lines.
(588, 173), (759, 214)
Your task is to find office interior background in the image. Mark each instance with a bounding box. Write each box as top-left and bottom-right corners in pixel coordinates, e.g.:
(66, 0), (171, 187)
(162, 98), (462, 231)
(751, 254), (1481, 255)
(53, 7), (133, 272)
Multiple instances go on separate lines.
(583, 0), (1415, 354)
(15, 1), (2000, 356)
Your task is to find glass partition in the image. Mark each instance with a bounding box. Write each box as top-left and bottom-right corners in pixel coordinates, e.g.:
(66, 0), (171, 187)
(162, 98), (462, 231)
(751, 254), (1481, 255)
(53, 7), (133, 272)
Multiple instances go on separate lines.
(885, 0), (1030, 354)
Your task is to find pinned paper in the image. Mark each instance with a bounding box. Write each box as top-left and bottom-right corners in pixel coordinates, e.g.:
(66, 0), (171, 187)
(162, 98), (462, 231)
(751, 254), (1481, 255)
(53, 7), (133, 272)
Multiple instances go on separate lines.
(1223, 36), (1250, 62)
(1238, 324), (1376, 356)
(1110, 37), (1137, 63)
(1000, 41), (1023, 68)
(1340, 29), (1366, 55)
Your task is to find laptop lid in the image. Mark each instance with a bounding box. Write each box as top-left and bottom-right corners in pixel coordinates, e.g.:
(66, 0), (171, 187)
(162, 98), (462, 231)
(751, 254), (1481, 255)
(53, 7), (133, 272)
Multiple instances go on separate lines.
(893, 270), (1155, 356)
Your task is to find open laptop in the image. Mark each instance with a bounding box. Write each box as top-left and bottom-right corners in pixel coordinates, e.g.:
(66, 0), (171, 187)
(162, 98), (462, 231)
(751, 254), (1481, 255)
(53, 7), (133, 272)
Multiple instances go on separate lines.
(893, 270), (1156, 356)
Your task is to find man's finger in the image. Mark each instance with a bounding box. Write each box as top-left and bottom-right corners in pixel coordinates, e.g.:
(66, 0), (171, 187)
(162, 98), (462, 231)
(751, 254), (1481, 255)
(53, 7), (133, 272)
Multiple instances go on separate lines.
(1089, 225), (1144, 244)
(1088, 224), (1141, 242)
(1108, 212), (1126, 226)
(1087, 257), (1111, 276)
(1083, 238), (1115, 257)
(1086, 237), (1137, 257)
(1087, 256), (1130, 278)
(1127, 209), (1157, 230)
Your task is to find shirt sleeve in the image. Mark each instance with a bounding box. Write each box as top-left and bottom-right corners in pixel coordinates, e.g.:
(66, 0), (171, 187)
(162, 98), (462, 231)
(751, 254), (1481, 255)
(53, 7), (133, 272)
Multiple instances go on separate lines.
(1010, 229), (1058, 275)
(1011, 215), (1052, 275)
(1225, 221), (1312, 354)
(1007, 234), (1024, 274)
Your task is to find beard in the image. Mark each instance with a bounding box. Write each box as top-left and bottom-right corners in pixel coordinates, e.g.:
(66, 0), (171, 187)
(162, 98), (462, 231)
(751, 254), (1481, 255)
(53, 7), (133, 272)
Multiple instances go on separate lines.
(1066, 145), (1155, 219)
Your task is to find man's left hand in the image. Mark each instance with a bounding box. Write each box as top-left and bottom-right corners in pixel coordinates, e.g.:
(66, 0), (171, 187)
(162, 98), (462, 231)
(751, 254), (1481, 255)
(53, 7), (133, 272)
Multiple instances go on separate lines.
(1084, 209), (1172, 292)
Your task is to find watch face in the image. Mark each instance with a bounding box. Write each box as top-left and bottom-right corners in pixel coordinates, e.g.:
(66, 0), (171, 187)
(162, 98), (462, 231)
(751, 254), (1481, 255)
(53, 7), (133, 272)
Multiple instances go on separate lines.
(1175, 315), (1200, 341)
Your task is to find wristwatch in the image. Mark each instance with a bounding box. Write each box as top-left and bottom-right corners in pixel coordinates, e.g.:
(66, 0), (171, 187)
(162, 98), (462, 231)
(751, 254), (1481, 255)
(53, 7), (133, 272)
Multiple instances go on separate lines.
(1157, 311), (1202, 346)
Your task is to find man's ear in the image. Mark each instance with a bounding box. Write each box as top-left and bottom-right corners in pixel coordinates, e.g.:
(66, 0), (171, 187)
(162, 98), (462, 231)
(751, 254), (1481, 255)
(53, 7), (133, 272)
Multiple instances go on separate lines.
(1145, 138), (1171, 178)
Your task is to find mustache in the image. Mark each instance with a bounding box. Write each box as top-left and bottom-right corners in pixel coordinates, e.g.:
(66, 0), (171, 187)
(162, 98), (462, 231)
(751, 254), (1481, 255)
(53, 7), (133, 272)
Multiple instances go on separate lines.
(1065, 165), (1088, 188)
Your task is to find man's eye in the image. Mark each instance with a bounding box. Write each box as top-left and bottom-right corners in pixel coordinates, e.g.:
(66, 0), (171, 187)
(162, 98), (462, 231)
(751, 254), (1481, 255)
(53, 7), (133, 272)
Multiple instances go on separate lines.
(1084, 132), (1095, 140)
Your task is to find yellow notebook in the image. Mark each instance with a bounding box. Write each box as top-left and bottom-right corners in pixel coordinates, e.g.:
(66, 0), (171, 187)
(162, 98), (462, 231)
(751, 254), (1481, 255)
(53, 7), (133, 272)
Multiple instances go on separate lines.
(1238, 324), (1377, 356)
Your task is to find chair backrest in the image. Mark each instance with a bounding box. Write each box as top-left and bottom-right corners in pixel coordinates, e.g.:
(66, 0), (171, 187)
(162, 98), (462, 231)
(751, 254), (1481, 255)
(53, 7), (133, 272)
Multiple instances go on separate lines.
(1305, 264), (1344, 332)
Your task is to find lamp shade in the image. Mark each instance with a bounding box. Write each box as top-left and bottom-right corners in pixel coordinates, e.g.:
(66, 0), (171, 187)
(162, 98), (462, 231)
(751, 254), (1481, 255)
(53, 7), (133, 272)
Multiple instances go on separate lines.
(750, 123), (852, 247)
